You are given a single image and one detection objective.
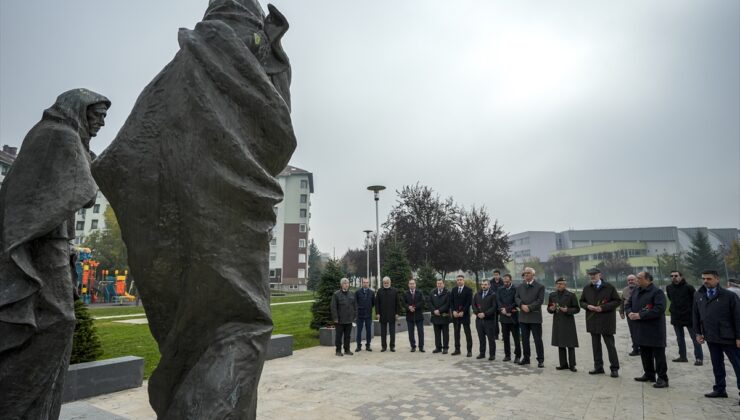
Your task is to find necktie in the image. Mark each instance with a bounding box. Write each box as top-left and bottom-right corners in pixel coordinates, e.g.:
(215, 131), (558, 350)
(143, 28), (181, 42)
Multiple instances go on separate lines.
(708, 289), (715, 298)
(459, 287), (462, 294)
(483, 291), (487, 299)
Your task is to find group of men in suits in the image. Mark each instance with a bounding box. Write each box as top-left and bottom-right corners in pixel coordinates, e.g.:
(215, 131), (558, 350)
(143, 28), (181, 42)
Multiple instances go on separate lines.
(331, 266), (740, 405)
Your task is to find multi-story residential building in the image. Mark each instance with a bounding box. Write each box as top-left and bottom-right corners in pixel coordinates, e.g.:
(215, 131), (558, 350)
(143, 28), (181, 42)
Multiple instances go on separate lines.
(74, 190), (110, 245)
(269, 165), (314, 291)
(0, 145), (18, 185)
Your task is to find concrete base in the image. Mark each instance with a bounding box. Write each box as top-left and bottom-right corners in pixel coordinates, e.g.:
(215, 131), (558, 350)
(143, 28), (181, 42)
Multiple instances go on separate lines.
(373, 319), (408, 336)
(63, 356), (144, 403)
(266, 334), (293, 360)
(319, 326), (358, 346)
(423, 312), (431, 326)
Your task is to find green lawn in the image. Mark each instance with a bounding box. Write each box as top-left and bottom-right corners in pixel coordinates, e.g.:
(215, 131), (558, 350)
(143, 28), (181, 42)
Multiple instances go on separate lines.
(88, 305), (146, 317)
(92, 301), (317, 379)
(270, 292), (315, 304)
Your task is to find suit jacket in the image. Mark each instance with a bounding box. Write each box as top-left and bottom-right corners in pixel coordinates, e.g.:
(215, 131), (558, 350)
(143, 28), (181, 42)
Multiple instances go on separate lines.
(355, 287), (375, 319)
(693, 285), (740, 345)
(497, 284), (519, 324)
(430, 288), (451, 325)
(403, 289), (425, 322)
(375, 287), (401, 322)
(450, 285), (473, 324)
(515, 280), (545, 324)
(472, 290), (498, 321)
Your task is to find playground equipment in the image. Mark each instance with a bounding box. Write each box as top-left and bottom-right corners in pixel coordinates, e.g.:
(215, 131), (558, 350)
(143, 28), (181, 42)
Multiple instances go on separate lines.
(75, 247), (136, 304)
(75, 248), (99, 304)
(99, 269), (137, 304)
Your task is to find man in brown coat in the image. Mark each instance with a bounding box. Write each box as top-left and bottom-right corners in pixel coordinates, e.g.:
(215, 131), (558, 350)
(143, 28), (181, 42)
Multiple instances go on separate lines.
(580, 268), (621, 377)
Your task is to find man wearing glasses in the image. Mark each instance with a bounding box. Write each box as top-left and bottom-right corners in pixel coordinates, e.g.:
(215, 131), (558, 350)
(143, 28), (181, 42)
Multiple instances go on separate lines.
(693, 270), (740, 403)
(666, 271), (703, 365)
(580, 268), (621, 377)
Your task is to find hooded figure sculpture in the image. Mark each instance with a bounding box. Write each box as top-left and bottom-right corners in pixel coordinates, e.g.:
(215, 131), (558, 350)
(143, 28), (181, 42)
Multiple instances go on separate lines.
(0, 88), (110, 419)
(92, 1), (295, 418)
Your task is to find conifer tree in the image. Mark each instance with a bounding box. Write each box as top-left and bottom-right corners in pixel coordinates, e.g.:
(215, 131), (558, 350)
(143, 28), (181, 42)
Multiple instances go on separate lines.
(70, 300), (103, 364)
(686, 230), (723, 279)
(310, 259), (343, 329)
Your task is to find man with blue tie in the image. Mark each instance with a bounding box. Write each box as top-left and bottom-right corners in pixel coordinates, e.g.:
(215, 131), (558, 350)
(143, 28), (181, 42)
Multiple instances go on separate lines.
(473, 280), (498, 360)
(451, 274), (474, 357)
(694, 270), (740, 404)
(403, 279), (426, 352)
(355, 278), (375, 352)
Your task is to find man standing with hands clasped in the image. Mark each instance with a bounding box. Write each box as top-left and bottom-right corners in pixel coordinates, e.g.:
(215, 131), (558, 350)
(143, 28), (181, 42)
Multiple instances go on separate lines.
(330, 278), (356, 356)
(666, 271), (703, 365)
(473, 280), (498, 360)
(627, 271), (669, 388)
(355, 278), (375, 352)
(430, 279), (451, 354)
(516, 267), (545, 368)
(376, 276), (401, 352)
(548, 277), (580, 372)
(619, 274), (641, 356)
(580, 268), (621, 377)
(693, 270), (740, 404)
(403, 278), (425, 353)
(450, 274), (474, 357)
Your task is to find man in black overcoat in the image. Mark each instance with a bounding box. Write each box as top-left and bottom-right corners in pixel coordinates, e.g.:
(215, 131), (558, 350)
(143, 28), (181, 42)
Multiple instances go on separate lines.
(580, 268), (621, 377)
(473, 280), (498, 360)
(627, 271), (669, 388)
(548, 277), (580, 372)
(666, 270), (703, 365)
(498, 274), (521, 362)
(450, 274), (473, 357)
(403, 279), (426, 352)
(430, 279), (451, 353)
(376, 276), (401, 352)
(515, 267), (545, 367)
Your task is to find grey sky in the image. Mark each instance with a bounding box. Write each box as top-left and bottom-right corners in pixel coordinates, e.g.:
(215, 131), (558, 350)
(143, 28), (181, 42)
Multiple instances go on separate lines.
(1, 0), (738, 257)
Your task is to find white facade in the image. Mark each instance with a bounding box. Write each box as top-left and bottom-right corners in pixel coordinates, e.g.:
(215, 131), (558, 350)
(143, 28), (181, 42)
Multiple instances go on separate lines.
(74, 190), (110, 245)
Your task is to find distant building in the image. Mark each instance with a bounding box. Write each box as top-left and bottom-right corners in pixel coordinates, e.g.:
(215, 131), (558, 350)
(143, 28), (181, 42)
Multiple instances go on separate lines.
(0, 145), (18, 184)
(74, 190), (110, 245)
(269, 165), (314, 291)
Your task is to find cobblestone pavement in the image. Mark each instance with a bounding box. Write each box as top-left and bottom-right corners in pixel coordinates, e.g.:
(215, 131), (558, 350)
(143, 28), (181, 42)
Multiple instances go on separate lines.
(62, 313), (740, 419)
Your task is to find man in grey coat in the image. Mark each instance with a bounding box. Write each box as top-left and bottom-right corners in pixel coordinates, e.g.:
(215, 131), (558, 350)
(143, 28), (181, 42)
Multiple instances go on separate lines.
(515, 267), (545, 368)
(331, 278), (356, 356)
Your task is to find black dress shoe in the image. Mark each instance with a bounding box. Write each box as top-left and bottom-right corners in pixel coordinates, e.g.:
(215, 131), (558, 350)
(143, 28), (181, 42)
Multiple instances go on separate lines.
(366, 347), (372, 352)
(410, 348), (416, 352)
(503, 356), (511, 362)
(476, 354), (486, 359)
(336, 351), (343, 357)
(634, 375), (656, 382)
(442, 349), (448, 354)
(514, 357), (520, 364)
(432, 349), (441, 354)
(381, 348), (387, 352)
(589, 369), (605, 375)
(390, 348), (396, 352)
(672, 357), (688, 363)
(466, 352), (472, 357)
(451, 350), (461, 356)
(694, 360), (703, 366)
(704, 391), (728, 398)
(355, 347), (361, 352)
(653, 379), (669, 388)
(538, 362), (545, 368)
(628, 351), (640, 356)
(419, 348), (425, 353)
(488, 356), (495, 361)
(570, 367), (578, 372)
(345, 351), (353, 356)
(610, 371), (619, 378)
(556, 365), (570, 370)
(518, 359), (530, 365)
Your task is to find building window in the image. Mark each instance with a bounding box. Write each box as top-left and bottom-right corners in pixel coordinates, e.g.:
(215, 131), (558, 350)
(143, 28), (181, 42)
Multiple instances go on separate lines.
(298, 268), (306, 278)
(299, 253), (306, 263)
(270, 253), (276, 262)
(270, 238), (277, 246)
(90, 220), (98, 230)
(273, 206), (278, 215)
(298, 239), (306, 248)
(299, 224), (307, 233)
(76, 221), (85, 230)
(299, 209), (307, 218)
(93, 204), (100, 213)
(78, 209), (86, 216)
(1, 165), (8, 175)
(300, 194), (307, 204)
(300, 179), (308, 189)
(269, 269), (276, 278)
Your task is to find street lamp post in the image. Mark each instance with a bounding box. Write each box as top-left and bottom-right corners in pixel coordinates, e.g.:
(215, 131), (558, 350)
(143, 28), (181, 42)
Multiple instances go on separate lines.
(367, 185), (386, 290)
(363, 230), (372, 287)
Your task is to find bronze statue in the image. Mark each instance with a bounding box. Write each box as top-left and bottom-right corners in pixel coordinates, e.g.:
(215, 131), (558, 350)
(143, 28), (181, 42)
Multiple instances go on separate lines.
(0, 88), (110, 419)
(92, 1), (295, 418)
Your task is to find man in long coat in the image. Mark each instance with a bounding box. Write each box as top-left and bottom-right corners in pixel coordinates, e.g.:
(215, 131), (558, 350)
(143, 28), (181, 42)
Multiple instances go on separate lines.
(666, 270), (703, 365)
(331, 278), (356, 356)
(450, 274), (473, 357)
(516, 267), (545, 367)
(548, 277), (580, 372)
(626, 271), (669, 388)
(376, 276), (401, 352)
(580, 268), (621, 377)
(473, 280), (498, 360)
(497, 274), (521, 362)
(430, 279), (451, 354)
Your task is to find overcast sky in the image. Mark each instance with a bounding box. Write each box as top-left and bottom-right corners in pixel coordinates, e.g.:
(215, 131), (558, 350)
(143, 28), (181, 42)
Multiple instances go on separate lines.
(1, 0), (738, 256)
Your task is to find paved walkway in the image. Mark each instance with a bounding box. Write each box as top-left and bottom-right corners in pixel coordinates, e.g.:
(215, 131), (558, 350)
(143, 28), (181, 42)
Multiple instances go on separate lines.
(61, 313), (739, 419)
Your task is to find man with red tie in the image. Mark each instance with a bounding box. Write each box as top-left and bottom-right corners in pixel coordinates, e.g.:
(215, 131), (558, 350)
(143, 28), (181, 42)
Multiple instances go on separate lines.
(403, 279), (426, 352)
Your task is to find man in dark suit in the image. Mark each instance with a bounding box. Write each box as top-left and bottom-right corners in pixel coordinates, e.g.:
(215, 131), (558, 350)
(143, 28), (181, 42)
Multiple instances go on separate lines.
(376, 276), (401, 352)
(498, 274), (521, 362)
(403, 279), (425, 352)
(355, 277), (375, 352)
(515, 267), (545, 368)
(430, 279), (451, 354)
(330, 278), (356, 356)
(626, 271), (669, 388)
(473, 280), (498, 360)
(693, 270), (740, 403)
(580, 268), (621, 378)
(666, 270), (703, 365)
(450, 274), (473, 357)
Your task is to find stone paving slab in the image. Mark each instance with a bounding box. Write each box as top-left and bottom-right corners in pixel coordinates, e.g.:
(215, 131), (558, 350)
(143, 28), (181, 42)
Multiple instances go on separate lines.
(61, 313), (740, 419)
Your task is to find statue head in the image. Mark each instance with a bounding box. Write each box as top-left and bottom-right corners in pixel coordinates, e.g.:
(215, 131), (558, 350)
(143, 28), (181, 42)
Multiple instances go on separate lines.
(204, 0), (292, 109)
(43, 88), (110, 150)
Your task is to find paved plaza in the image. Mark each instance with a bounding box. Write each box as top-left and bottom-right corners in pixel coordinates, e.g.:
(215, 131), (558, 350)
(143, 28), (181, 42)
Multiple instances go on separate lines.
(62, 313), (740, 420)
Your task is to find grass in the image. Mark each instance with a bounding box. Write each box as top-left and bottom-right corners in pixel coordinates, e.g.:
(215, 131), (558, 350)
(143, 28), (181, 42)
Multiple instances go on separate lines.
(92, 300), (317, 379)
(270, 292), (315, 304)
